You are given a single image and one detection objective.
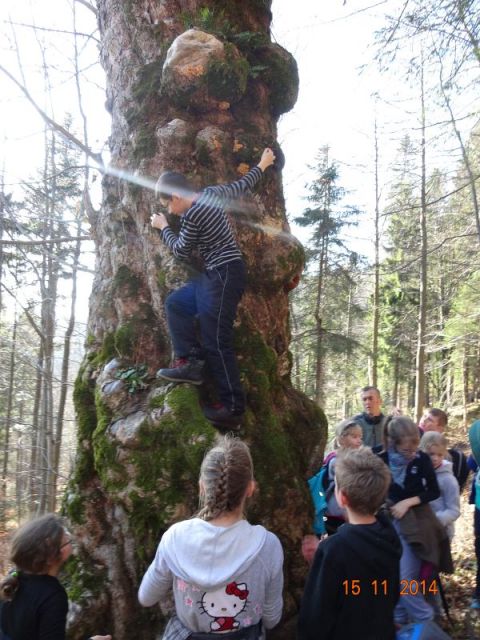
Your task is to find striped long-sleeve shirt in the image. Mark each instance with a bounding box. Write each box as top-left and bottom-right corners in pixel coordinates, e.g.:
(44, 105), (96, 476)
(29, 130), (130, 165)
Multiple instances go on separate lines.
(160, 166), (263, 270)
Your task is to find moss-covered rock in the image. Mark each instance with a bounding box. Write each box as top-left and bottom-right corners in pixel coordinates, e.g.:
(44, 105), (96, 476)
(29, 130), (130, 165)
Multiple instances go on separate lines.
(205, 43), (249, 103)
(251, 43), (299, 115)
(156, 119), (193, 164)
(161, 29), (248, 111)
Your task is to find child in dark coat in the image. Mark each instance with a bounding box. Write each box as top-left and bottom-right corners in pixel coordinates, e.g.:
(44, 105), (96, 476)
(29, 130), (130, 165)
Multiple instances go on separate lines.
(298, 447), (401, 640)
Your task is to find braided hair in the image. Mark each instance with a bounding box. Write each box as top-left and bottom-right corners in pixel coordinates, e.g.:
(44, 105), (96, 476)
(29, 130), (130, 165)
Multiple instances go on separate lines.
(0, 514), (65, 601)
(197, 435), (254, 521)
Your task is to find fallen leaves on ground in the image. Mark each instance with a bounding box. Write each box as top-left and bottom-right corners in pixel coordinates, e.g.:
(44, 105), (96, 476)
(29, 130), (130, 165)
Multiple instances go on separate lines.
(438, 490), (480, 639)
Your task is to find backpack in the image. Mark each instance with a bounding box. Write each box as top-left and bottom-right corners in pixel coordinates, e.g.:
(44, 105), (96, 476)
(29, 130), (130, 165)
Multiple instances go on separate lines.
(448, 447), (469, 490)
(307, 454), (335, 535)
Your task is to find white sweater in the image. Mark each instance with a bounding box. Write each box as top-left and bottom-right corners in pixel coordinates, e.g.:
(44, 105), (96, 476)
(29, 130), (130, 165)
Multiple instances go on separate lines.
(138, 518), (284, 635)
(430, 460), (461, 540)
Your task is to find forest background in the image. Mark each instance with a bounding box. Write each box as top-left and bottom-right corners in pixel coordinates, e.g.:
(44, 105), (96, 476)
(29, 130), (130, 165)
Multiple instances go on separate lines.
(0, 0), (480, 638)
(0, 0), (478, 549)
(0, 0), (480, 636)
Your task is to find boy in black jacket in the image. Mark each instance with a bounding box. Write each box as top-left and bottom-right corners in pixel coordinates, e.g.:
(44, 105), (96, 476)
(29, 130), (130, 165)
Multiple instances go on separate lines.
(298, 447), (401, 640)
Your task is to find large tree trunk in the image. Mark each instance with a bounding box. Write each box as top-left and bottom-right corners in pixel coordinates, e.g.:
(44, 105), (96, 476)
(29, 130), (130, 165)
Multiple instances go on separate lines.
(64, 3), (325, 640)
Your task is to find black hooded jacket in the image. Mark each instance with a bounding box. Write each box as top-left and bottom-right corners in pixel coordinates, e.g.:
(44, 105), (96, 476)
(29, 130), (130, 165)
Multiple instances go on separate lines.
(298, 513), (401, 640)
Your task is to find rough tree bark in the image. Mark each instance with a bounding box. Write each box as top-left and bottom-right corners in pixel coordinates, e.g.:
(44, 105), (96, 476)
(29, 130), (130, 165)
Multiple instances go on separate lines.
(64, 3), (325, 639)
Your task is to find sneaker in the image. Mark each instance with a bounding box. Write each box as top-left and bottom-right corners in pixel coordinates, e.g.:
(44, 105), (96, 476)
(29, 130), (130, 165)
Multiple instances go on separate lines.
(471, 597), (480, 609)
(202, 403), (244, 431)
(156, 357), (204, 385)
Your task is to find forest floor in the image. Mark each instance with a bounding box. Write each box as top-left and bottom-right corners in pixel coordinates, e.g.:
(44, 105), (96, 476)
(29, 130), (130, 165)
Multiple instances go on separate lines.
(0, 494), (479, 638)
(439, 489), (480, 639)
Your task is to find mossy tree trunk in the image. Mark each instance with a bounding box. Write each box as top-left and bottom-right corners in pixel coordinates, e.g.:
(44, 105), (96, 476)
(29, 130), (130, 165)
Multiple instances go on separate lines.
(65, 2), (326, 639)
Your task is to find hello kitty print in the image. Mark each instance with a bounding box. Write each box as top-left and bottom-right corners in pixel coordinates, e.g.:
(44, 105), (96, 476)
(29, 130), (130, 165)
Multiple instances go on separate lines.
(199, 581), (249, 631)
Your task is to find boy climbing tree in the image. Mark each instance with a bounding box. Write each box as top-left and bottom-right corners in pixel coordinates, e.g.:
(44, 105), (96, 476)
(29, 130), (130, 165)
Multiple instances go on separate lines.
(151, 147), (276, 429)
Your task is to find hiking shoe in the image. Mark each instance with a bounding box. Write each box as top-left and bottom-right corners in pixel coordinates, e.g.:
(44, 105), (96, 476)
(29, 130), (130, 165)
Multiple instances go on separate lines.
(471, 597), (480, 609)
(156, 357), (204, 385)
(202, 403), (244, 431)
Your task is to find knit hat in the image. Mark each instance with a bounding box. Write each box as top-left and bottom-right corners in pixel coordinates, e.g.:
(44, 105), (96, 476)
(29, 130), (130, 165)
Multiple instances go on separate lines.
(469, 420), (480, 465)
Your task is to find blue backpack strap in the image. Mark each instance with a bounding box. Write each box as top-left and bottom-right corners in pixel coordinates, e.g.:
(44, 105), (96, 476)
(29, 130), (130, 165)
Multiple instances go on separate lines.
(308, 466), (328, 535)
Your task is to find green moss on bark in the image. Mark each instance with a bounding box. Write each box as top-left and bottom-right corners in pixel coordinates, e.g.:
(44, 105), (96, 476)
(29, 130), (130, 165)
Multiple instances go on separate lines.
(132, 127), (157, 161)
(63, 554), (107, 605)
(113, 265), (142, 296)
(125, 386), (216, 559)
(206, 45), (249, 102)
(88, 333), (116, 367)
(92, 390), (127, 491)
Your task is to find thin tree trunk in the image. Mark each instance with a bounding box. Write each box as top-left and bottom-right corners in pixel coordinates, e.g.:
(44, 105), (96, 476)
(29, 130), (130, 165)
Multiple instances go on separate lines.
(0, 312), (18, 530)
(393, 351), (400, 407)
(289, 300), (301, 389)
(28, 341), (44, 511)
(414, 58), (428, 423)
(52, 220), (82, 508)
(437, 54), (480, 244)
(342, 280), (354, 417)
(463, 344), (469, 428)
(372, 117), (380, 387)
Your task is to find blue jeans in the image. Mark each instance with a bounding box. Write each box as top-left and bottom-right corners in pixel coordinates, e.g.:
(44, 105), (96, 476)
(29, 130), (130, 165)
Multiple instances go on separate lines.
(165, 260), (246, 413)
(393, 521), (434, 623)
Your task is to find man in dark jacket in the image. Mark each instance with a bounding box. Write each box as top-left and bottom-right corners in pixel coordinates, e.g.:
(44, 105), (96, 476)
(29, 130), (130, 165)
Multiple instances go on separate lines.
(352, 386), (390, 449)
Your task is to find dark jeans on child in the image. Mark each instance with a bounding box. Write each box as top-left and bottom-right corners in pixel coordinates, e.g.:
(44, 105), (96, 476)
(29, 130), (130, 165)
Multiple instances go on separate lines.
(165, 259), (246, 414)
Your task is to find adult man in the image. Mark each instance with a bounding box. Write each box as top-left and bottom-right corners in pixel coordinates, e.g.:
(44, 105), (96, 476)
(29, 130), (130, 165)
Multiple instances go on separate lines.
(352, 386), (390, 449)
(419, 408), (469, 490)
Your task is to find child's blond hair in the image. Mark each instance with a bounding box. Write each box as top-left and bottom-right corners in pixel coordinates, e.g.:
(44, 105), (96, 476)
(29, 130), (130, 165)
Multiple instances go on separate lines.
(198, 435), (253, 521)
(329, 418), (361, 450)
(419, 431), (447, 454)
(335, 447), (391, 515)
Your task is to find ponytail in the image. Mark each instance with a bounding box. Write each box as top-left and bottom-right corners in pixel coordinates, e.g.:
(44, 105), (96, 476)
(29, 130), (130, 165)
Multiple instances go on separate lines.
(0, 570), (20, 601)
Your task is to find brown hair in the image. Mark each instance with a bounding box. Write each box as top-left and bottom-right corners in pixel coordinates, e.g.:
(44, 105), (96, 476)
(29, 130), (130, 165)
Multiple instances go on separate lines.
(427, 408), (448, 428)
(360, 385), (381, 397)
(335, 447), (391, 515)
(384, 415), (419, 450)
(420, 431), (447, 454)
(198, 435), (254, 521)
(0, 514), (65, 601)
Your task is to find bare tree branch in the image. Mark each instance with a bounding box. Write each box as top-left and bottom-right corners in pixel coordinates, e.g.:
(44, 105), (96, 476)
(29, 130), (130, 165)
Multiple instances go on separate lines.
(0, 236), (90, 246)
(3, 20), (100, 44)
(75, 0), (98, 17)
(0, 64), (103, 167)
(0, 282), (44, 341)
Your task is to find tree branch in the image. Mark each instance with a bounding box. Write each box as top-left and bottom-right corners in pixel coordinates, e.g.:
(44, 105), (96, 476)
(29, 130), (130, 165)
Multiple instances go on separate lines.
(0, 282), (44, 341)
(3, 20), (100, 44)
(0, 236), (91, 246)
(0, 64), (103, 167)
(75, 0), (98, 17)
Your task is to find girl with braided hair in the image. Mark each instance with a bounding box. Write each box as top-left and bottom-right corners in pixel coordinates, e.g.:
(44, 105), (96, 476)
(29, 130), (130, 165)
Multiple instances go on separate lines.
(138, 435), (284, 640)
(0, 513), (111, 640)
